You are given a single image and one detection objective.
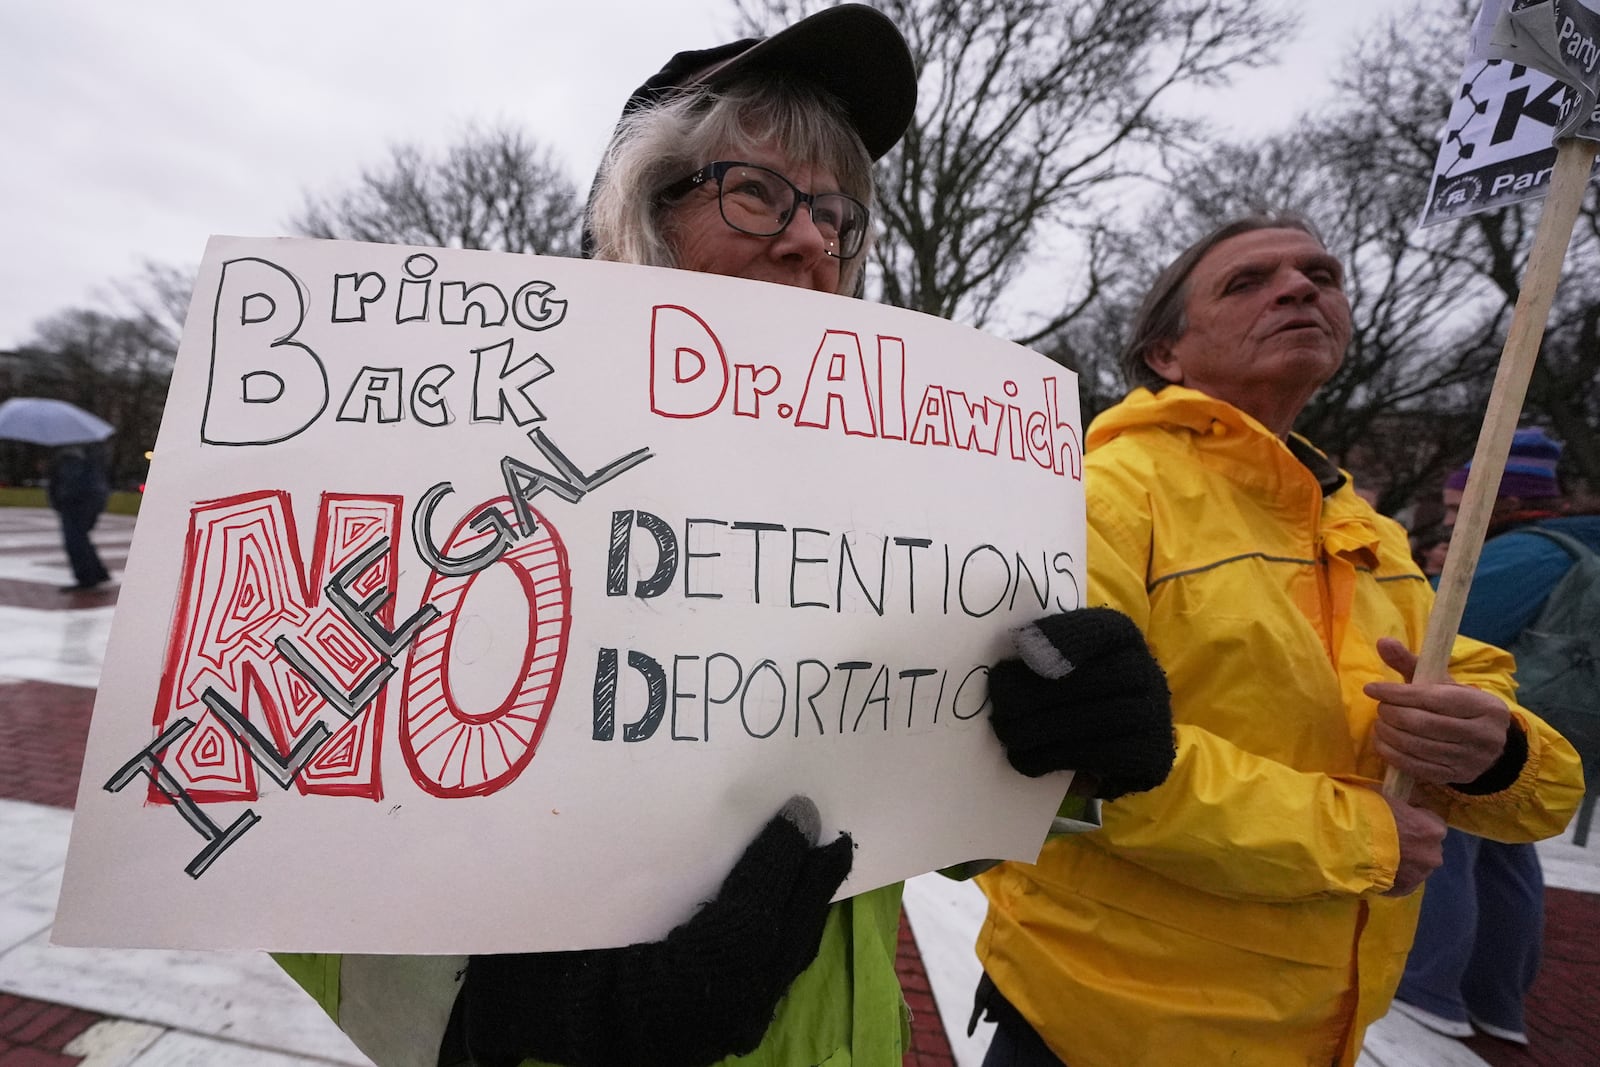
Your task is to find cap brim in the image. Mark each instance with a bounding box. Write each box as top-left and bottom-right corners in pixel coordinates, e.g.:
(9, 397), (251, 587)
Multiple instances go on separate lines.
(692, 4), (916, 160)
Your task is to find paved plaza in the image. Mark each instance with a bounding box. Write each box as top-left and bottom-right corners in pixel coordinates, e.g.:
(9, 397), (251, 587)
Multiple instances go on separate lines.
(0, 505), (1595, 1067)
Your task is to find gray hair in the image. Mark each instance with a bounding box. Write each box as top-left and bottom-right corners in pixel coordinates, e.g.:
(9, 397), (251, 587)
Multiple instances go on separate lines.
(587, 74), (877, 296)
(1118, 211), (1328, 392)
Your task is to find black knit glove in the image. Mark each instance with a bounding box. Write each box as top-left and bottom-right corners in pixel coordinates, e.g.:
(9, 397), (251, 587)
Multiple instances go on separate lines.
(457, 796), (853, 1067)
(988, 608), (1175, 799)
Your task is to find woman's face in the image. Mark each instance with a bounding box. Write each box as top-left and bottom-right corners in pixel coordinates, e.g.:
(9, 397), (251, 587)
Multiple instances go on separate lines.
(662, 141), (845, 295)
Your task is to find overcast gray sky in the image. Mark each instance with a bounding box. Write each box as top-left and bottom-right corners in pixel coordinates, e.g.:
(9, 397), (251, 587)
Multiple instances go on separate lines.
(1, 0), (1402, 350)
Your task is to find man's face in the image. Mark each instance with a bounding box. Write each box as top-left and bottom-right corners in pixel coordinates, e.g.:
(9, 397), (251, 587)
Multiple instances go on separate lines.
(1146, 228), (1353, 436)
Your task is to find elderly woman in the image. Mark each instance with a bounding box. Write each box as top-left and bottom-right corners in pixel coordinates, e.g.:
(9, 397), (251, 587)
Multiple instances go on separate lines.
(443, 13), (921, 1067)
(281, 7), (1174, 1066)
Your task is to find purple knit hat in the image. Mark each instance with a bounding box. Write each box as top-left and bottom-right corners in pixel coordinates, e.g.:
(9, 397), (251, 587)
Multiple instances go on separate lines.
(1445, 427), (1563, 499)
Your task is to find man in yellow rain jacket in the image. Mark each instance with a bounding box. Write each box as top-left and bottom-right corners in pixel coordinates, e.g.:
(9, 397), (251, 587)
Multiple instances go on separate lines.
(972, 213), (1585, 1067)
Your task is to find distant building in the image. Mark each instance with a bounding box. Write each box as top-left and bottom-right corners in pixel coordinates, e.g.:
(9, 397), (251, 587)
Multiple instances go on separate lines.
(0, 349), (21, 396)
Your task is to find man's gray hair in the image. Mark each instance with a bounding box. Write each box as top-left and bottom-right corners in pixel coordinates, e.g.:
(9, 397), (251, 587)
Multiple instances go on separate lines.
(1118, 211), (1329, 393)
(587, 74), (876, 297)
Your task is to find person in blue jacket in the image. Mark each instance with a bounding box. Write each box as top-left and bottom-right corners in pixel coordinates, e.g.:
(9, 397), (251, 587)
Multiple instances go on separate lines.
(1393, 427), (1600, 1045)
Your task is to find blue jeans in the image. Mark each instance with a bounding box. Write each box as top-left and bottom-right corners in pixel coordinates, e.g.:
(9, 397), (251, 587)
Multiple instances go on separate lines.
(1395, 828), (1543, 1033)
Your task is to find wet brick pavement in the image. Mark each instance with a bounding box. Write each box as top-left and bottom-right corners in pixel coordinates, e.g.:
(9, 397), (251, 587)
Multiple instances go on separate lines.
(0, 524), (957, 1065)
(0, 992), (97, 1067)
(0, 681), (93, 810)
(0, 505), (1592, 1067)
(899, 910), (957, 1066)
(1466, 887), (1600, 1067)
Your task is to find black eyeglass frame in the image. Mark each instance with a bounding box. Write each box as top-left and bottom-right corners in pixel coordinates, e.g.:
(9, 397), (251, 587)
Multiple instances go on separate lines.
(657, 161), (871, 261)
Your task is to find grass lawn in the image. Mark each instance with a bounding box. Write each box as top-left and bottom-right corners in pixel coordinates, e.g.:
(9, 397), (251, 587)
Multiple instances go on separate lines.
(0, 487), (143, 515)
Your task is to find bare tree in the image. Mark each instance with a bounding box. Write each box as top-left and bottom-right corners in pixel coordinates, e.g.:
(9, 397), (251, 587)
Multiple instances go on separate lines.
(1047, 0), (1600, 508)
(290, 124), (585, 257)
(1462, 199), (1600, 490)
(737, 0), (1295, 341)
(9, 306), (177, 488)
(107, 260), (195, 351)
(1533, 258), (1600, 487)
(1328, 0), (1600, 492)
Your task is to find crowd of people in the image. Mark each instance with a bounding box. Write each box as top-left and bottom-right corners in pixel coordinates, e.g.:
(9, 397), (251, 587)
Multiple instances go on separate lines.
(259, 5), (1588, 1067)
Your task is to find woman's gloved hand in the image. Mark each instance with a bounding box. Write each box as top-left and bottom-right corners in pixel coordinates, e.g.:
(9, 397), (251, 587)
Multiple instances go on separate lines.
(458, 796), (852, 1067)
(988, 607), (1175, 799)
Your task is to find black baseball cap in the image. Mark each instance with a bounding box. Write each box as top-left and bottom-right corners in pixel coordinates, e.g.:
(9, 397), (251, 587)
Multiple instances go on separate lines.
(620, 4), (917, 161)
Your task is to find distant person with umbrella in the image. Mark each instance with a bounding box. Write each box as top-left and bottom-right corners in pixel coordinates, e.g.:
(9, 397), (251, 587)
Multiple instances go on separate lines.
(0, 397), (116, 592)
(48, 442), (111, 591)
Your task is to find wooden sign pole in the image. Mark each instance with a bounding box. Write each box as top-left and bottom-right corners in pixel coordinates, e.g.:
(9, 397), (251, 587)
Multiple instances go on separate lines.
(1384, 135), (1600, 803)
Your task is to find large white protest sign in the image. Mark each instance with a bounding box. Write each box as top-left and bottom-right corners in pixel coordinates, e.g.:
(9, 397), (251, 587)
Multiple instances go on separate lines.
(53, 237), (1080, 953)
(1423, 0), (1600, 224)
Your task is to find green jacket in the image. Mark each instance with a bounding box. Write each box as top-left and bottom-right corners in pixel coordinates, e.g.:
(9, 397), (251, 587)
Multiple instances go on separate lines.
(275, 882), (909, 1067)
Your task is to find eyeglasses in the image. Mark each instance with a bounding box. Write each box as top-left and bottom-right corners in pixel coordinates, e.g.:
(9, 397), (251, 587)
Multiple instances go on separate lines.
(659, 161), (871, 260)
